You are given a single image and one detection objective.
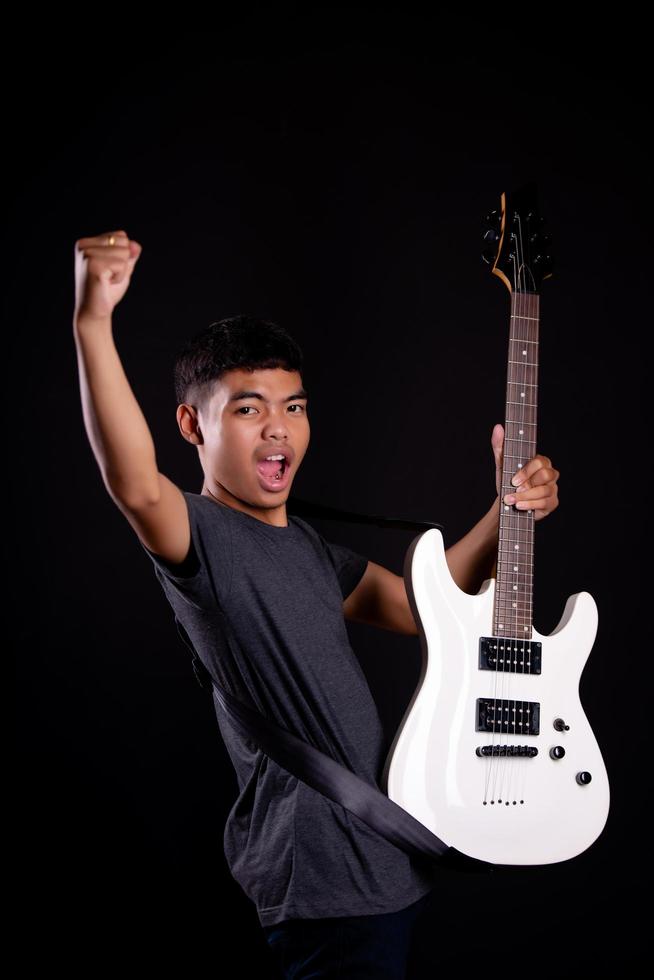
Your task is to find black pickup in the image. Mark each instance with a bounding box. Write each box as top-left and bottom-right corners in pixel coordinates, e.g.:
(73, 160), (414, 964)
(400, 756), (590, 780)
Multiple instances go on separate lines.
(476, 698), (540, 735)
(479, 636), (542, 674)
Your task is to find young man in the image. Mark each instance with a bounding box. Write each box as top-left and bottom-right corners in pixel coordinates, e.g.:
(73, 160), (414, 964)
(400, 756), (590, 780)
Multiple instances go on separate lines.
(73, 229), (560, 977)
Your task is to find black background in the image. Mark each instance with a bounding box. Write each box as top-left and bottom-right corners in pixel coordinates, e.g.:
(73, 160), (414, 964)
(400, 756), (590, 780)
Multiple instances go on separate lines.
(9, 8), (647, 975)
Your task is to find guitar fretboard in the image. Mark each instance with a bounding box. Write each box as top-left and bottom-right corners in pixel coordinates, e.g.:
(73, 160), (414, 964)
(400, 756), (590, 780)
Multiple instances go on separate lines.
(493, 290), (539, 639)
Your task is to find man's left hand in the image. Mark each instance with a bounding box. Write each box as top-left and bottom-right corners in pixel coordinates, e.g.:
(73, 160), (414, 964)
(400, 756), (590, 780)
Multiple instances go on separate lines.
(491, 423), (560, 522)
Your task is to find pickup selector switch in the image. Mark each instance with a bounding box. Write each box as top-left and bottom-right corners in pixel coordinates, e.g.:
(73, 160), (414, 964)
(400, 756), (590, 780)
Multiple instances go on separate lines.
(553, 718), (570, 731)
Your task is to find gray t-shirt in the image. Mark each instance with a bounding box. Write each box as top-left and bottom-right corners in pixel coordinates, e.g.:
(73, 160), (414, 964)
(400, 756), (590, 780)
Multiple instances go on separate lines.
(138, 490), (437, 927)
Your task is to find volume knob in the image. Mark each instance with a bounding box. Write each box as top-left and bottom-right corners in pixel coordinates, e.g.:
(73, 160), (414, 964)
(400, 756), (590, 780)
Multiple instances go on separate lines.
(549, 746), (565, 760)
(576, 771), (592, 785)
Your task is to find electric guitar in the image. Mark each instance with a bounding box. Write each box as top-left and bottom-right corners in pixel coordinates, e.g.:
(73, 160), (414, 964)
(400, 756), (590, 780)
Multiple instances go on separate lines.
(380, 182), (610, 865)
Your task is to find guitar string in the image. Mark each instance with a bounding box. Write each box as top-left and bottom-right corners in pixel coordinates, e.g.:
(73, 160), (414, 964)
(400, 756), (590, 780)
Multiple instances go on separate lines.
(491, 276), (516, 805)
(516, 224), (531, 809)
(488, 222), (514, 805)
(492, 214), (533, 808)
(492, 235), (521, 804)
(489, 226), (518, 805)
(501, 248), (522, 805)
(512, 219), (526, 809)
(511, 219), (530, 809)
(524, 235), (539, 808)
(524, 248), (538, 809)
(512, 219), (536, 810)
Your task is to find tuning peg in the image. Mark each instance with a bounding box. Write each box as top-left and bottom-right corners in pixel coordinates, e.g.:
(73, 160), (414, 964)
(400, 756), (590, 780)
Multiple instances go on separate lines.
(481, 226), (500, 264)
(534, 252), (554, 269)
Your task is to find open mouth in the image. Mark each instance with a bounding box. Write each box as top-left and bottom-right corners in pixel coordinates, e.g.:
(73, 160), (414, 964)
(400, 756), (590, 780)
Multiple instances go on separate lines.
(256, 454), (290, 485)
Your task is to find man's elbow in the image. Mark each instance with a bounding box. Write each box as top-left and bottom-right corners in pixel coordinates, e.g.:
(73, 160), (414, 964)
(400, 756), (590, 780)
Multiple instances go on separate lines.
(396, 578), (419, 635)
(403, 614), (419, 636)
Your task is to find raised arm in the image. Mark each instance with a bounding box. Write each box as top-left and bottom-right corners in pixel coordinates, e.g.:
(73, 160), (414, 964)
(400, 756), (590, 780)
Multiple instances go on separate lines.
(72, 230), (191, 565)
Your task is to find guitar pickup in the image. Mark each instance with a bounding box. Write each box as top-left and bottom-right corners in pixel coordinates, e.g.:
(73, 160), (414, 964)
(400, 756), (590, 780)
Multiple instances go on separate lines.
(479, 636), (542, 674)
(476, 698), (540, 735)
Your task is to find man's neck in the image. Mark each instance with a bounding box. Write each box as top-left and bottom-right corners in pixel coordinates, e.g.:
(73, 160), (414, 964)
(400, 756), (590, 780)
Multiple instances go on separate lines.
(201, 485), (289, 527)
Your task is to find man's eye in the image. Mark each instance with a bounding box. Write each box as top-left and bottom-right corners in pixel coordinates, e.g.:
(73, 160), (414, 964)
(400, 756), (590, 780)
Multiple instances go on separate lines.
(237, 404), (306, 415)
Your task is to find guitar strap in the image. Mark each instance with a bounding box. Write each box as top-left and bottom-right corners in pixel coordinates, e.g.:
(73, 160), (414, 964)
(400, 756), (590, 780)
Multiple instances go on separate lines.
(171, 494), (493, 874)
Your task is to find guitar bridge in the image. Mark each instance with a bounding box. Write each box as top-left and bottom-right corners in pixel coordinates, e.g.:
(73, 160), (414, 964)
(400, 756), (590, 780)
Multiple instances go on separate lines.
(476, 744), (538, 757)
(479, 637), (542, 674)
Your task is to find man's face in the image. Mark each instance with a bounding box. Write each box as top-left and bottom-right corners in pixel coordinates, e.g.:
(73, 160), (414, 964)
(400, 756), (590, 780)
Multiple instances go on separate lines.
(186, 367), (310, 522)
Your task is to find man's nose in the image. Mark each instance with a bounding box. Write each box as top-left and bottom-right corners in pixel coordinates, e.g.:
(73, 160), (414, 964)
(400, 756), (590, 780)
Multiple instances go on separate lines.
(262, 421), (289, 439)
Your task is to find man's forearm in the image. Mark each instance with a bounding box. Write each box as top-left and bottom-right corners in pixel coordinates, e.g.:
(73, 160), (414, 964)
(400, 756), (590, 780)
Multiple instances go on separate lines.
(444, 496), (500, 594)
(73, 313), (160, 507)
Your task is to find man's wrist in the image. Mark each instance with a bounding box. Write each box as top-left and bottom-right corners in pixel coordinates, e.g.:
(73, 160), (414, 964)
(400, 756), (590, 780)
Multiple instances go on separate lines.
(73, 311), (113, 335)
(487, 494), (501, 524)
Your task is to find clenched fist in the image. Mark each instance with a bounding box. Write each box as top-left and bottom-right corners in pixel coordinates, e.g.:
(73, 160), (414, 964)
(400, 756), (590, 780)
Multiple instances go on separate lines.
(74, 229), (142, 322)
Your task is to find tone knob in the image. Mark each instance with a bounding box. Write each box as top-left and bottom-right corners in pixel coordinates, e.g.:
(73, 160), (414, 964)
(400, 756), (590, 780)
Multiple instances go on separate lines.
(553, 718), (570, 731)
(576, 771), (592, 785)
(549, 746), (565, 760)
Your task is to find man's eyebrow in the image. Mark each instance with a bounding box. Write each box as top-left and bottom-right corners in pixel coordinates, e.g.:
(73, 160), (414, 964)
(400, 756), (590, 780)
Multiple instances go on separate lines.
(228, 388), (309, 403)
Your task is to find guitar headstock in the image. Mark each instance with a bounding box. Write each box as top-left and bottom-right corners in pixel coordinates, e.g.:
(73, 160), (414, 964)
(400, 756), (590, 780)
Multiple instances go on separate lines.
(481, 181), (554, 294)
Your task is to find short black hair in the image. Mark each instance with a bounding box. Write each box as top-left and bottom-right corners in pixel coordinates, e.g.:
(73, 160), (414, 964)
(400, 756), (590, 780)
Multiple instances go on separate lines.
(173, 314), (305, 417)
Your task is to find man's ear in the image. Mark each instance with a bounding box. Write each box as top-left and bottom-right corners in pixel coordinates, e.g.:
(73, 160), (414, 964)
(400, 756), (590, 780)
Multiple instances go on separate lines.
(178, 404), (203, 445)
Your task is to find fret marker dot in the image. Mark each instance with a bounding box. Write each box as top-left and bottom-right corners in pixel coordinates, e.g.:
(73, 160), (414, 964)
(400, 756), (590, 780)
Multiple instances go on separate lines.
(514, 545), (519, 550)
(514, 565), (518, 571)
(520, 392), (525, 398)
(512, 602), (517, 608)
(513, 585), (518, 591)
(519, 429), (524, 434)
(522, 350), (527, 355)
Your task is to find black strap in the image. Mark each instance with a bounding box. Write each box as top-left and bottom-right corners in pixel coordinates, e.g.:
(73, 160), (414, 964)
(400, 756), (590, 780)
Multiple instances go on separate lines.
(170, 498), (489, 872)
(185, 496), (440, 692)
(173, 618), (491, 875)
(286, 495), (444, 532)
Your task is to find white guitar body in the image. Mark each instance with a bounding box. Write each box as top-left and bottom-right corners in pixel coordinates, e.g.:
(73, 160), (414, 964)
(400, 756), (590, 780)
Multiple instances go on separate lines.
(380, 527), (611, 865)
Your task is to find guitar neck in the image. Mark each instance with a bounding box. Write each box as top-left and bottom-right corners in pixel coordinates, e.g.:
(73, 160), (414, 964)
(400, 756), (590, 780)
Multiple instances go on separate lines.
(493, 289), (539, 640)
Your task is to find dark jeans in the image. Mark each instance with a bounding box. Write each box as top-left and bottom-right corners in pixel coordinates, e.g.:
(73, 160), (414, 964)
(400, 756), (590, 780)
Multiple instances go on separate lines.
(261, 889), (432, 978)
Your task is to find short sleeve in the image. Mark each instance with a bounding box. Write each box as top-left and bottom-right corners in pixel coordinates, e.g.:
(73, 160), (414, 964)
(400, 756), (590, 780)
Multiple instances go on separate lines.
(320, 536), (369, 600)
(137, 491), (232, 607)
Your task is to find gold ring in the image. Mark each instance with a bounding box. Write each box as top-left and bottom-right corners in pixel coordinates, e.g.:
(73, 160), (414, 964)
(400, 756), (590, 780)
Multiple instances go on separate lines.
(107, 235), (115, 246)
